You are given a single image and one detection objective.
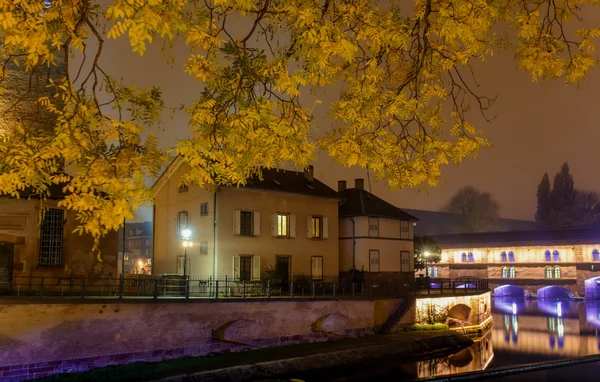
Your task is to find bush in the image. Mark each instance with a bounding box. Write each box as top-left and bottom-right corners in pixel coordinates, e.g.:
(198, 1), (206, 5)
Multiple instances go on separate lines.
(404, 323), (449, 332)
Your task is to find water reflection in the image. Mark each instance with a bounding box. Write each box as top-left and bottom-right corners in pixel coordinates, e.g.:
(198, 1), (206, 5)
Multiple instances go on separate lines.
(417, 330), (494, 378)
(417, 298), (600, 379)
(492, 298), (600, 357)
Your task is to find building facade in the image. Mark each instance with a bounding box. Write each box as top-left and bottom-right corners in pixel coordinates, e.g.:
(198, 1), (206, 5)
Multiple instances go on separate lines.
(0, 191), (119, 294)
(153, 161), (340, 281)
(337, 178), (417, 285)
(118, 221), (153, 274)
(429, 228), (600, 298)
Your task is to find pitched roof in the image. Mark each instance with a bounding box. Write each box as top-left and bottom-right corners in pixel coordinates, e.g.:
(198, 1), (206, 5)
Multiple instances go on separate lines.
(401, 208), (538, 236)
(151, 158), (339, 200)
(434, 227), (600, 249)
(338, 188), (418, 220)
(235, 168), (340, 199)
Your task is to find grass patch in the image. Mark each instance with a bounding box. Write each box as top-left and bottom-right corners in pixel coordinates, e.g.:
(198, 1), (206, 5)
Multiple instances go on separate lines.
(31, 338), (371, 382)
(404, 323), (449, 332)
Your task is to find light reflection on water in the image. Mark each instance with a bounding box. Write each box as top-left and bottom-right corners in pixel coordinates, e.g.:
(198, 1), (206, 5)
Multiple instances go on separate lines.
(417, 298), (600, 379)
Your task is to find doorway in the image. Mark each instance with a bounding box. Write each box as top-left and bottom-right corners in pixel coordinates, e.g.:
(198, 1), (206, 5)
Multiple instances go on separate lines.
(276, 256), (291, 292)
(0, 242), (14, 295)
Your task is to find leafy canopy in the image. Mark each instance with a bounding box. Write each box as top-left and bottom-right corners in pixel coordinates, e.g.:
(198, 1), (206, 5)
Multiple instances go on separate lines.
(1, 0), (600, 248)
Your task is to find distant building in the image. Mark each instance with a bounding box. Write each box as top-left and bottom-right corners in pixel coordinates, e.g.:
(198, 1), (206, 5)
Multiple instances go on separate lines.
(337, 179), (418, 285)
(402, 208), (537, 236)
(118, 222), (153, 274)
(152, 160), (340, 281)
(427, 228), (600, 299)
(0, 185), (118, 294)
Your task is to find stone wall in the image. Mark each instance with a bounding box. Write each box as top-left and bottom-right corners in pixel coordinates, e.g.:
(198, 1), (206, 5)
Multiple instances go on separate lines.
(0, 298), (401, 380)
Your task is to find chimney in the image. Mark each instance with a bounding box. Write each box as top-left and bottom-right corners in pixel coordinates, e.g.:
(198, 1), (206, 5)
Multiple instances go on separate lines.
(338, 180), (347, 191)
(354, 178), (364, 189)
(304, 165), (314, 182)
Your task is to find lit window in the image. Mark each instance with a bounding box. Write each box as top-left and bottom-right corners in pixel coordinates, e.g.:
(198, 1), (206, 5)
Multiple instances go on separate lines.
(502, 267), (508, 278)
(545, 266), (553, 278)
(311, 216), (323, 238)
(432, 267), (438, 278)
(508, 251), (515, 263)
(554, 266), (561, 279)
(593, 249), (600, 261)
(468, 252), (474, 263)
(461, 253), (467, 262)
(545, 250), (551, 262)
(277, 213), (289, 237)
(509, 267), (515, 279)
(553, 250), (560, 262)
(501, 252), (507, 263)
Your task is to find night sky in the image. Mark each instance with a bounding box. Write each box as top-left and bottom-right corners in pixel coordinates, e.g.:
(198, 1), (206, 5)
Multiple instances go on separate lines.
(93, 10), (600, 222)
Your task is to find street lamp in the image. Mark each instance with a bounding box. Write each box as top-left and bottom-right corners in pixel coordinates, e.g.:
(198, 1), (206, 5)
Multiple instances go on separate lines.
(424, 251), (430, 277)
(182, 229), (192, 277)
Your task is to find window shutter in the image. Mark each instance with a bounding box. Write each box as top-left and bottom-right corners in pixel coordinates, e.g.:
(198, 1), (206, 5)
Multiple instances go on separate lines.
(233, 255), (240, 280)
(252, 256), (261, 280)
(271, 213), (278, 237)
(323, 217), (329, 239)
(290, 214), (296, 237)
(233, 210), (241, 235)
(253, 212), (261, 236)
(306, 216), (312, 238)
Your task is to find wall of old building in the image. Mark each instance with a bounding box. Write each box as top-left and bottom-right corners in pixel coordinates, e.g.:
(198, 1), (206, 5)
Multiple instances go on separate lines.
(216, 187), (339, 279)
(0, 298), (401, 379)
(0, 198), (118, 288)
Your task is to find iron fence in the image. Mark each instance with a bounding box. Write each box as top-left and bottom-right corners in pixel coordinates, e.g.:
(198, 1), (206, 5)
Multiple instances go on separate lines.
(5, 275), (489, 300)
(416, 277), (489, 295)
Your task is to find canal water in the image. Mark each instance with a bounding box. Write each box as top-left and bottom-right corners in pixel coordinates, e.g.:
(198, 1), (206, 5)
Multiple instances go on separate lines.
(282, 298), (600, 381)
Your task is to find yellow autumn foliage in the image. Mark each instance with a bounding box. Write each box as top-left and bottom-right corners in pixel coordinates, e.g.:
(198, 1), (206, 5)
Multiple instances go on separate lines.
(1, 0), (600, 250)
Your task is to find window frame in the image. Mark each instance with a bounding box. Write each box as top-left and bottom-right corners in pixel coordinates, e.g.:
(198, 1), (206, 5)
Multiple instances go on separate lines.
(311, 216), (323, 239)
(369, 250), (380, 272)
(468, 252), (474, 263)
(432, 267), (438, 278)
(38, 208), (65, 267)
(177, 211), (188, 238)
(554, 266), (561, 279)
(200, 241), (208, 255)
(368, 217), (379, 238)
(239, 255), (253, 281)
(594, 249), (600, 261)
(461, 252), (467, 262)
(400, 250), (411, 272)
(508, 251), (515, 263)
(311, 256), (323, 281)
(400, 220), (410, 239)
(200, 203), (209, 216)
(501, 267), (508, 278)
(545, 266), (553, 278)
(553, 250), (560, 262)
(240, 211), (254, 237)
(501, 252), (507, 263)
(277, 213), (290, 237)
(509, 266), (515, 279)
(545, 250), (552, 262)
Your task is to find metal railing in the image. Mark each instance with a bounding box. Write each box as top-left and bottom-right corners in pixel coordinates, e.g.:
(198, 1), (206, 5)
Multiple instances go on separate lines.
(4, 275), (489, 300)
(415, 277), (489, 295)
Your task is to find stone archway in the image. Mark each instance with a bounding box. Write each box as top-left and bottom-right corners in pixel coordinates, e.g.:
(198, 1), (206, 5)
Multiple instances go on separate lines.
(448, 304), (472, 321)
(312, 313), (351, 335)
(493, 285), (525, 298)
(585, 277), (600, 300)
(212, 319), (267, 344)
(537, 286), (571, 299)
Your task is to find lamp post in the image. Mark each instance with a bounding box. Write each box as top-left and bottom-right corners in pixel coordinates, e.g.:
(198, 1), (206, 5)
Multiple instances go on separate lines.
(424, 251), (430, 277)
(182, 228), (192, 277)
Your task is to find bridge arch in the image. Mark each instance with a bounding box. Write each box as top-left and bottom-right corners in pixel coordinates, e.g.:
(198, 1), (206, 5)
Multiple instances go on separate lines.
(537, 286), (571, 299)
(493, 285), (525, 298)
(585, 277), (600, 300)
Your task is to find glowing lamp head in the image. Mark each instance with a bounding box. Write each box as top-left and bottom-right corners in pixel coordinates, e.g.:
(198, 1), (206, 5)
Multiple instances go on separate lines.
(424, 251), (430, 258)
(181, 228), (192, 240)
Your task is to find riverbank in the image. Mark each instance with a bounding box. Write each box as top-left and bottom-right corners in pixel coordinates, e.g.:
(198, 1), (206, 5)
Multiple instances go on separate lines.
(32, 332), (473, 382)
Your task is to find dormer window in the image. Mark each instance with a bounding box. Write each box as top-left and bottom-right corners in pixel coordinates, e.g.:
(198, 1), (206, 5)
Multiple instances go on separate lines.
(178, 184), (188, 193)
